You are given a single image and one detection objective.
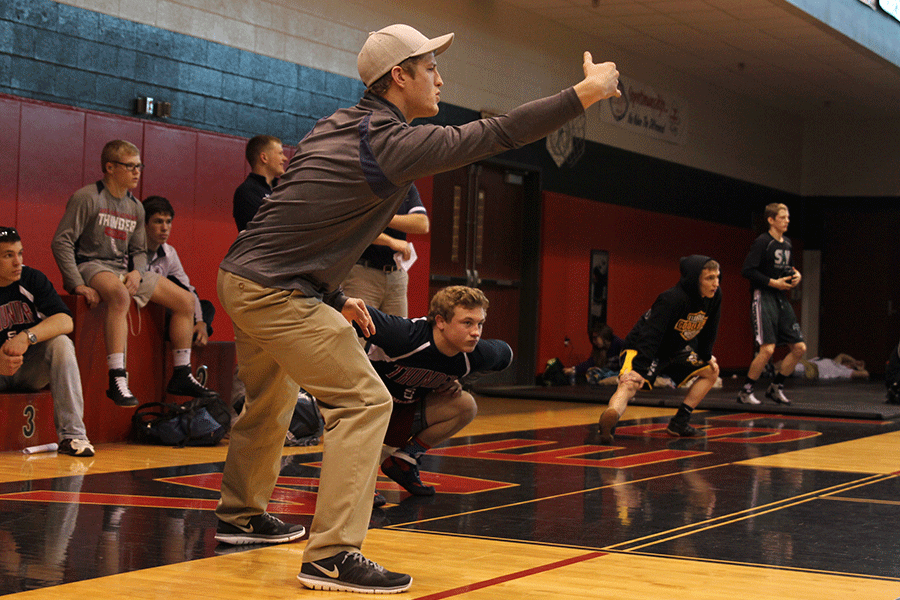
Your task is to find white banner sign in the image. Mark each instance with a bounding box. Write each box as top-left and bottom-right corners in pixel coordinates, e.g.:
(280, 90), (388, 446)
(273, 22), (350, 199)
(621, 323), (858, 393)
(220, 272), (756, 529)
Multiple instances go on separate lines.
(857, 0), (876, 8)
(599, 76), (686, 145)
(881, 0), (900, 21)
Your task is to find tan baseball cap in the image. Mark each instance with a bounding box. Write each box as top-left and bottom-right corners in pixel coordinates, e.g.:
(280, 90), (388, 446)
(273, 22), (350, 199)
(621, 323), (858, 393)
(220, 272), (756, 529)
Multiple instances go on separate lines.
(357, 24), (454, 87)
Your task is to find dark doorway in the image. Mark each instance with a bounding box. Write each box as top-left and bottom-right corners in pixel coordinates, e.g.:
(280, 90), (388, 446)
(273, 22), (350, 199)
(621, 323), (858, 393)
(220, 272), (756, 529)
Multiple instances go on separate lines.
(819, 205), (900, 377)
(429, 161), (541, 385)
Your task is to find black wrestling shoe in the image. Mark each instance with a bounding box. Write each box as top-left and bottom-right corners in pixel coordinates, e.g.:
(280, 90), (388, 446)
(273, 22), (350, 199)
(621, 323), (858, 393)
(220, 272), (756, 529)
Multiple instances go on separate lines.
(106, 368), (139, 407)
(215, 512), (306, 545)
(373, 491), (387, 508)
(381, 455), (435, 496)
(765, 383), (791, 405)
(666, 420), (698, 437)
(737, 389), (762, 405)
(166, 365), (219, 398)
(297, 551), (412, 594)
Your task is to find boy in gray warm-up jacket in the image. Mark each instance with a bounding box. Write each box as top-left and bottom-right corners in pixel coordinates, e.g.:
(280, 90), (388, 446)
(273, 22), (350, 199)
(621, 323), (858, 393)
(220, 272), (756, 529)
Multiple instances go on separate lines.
(52, 140), (217, 408)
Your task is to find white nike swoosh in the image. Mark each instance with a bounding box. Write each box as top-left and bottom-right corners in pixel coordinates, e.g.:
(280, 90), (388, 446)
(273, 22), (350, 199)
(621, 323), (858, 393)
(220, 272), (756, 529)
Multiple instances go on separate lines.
(312, 563), (340, 579)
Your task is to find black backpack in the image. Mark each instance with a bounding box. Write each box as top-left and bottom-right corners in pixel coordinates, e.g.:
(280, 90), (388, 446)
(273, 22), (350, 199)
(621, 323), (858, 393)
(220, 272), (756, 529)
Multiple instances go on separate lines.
(132, 396), (231, 446)
(541, 357), (571, 386)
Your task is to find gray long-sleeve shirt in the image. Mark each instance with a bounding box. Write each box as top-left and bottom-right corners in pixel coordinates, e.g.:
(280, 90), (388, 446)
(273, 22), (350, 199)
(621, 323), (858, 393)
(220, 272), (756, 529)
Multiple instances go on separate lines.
(220, 88), (583, 298)
(51, 181), (148, 293)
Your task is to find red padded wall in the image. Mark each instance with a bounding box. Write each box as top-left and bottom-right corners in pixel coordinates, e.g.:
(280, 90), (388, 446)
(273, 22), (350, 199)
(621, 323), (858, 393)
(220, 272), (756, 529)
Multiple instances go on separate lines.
(141, 123), (198, 213)
(192, 132), (248, 341)
(17, 102), (85, 290)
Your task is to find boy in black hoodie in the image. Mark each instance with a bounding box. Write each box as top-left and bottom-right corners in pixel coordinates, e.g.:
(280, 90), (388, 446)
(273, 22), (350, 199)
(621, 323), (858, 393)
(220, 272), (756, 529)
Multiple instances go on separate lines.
(599, 255), (721, 444)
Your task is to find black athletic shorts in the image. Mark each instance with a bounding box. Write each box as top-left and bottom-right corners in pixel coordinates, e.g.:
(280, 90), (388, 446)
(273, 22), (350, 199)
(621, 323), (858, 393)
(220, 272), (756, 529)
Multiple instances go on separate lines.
(620, 347), (714, 390)
(751, 289), (804, 347)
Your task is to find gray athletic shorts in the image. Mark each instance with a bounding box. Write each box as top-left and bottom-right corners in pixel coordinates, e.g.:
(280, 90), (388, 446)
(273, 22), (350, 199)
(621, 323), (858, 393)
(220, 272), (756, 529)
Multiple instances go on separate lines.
(78, 261), (160, 308)
(751, 289), (804, 347)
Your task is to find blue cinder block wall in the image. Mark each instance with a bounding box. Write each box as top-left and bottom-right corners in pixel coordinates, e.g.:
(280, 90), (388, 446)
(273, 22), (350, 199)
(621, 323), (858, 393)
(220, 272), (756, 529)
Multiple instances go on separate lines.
(1, 0), (367, 144)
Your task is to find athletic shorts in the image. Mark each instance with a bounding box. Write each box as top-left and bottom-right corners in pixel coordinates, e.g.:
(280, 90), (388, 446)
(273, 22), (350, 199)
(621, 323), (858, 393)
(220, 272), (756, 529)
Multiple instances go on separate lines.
(383, 399), (428, 448)
(619, 347), (713, 390)
(751, 289), (804, 347)
(78, 261), (160, 308)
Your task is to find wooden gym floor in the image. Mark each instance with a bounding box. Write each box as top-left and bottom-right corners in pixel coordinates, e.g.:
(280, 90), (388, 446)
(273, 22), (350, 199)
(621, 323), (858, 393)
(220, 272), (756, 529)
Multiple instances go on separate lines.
(1, 386), (899, 599)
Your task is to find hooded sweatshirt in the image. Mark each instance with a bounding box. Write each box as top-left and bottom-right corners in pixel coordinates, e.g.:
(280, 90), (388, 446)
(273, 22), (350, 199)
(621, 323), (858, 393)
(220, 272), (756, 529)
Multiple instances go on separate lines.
(622, 254), (721, 378)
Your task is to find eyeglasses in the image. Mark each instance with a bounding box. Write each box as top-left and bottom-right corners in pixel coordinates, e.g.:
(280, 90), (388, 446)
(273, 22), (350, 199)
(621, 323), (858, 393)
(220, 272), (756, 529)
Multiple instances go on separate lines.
(0, 227), (18, 238)
(113, 161), (145, 172)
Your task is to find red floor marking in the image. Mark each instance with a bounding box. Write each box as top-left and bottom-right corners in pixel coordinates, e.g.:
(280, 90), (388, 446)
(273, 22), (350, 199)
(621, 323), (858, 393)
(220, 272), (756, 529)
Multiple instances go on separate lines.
(616, 423), (820, 444)
(161, 470), (514, 496)
(432, 439), (708, 468)
(412, 551), (607, 599)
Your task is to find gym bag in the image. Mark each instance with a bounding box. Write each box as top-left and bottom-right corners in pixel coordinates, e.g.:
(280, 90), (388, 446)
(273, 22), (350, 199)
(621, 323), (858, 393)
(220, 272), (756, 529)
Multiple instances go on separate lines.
(132, 396), (231, 446)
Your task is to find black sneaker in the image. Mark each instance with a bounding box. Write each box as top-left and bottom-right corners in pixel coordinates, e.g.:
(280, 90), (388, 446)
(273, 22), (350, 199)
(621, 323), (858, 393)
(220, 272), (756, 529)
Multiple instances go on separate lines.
(373, 491), (387, 508)
(297, 551), (412, 594)
(381, 455), (435, 496)
(765, 383), (791, 405)
(106, 368), (139, 407)
(598, 407), (619, 444)
(166, 365), (219, 398)
(215, 512), (306, 545)
(58, 438), (95, 457)
(666, 420), (698, 437)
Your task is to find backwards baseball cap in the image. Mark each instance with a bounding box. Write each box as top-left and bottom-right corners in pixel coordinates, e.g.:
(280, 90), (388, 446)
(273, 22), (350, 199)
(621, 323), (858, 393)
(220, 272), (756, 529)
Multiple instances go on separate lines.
(357, 24), (454, 87)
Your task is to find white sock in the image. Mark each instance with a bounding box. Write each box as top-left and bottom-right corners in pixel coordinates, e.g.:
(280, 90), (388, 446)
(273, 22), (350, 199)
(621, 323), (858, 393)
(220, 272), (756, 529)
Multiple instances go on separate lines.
(107, 353), (125, 371)
(173, 348), (191, 368)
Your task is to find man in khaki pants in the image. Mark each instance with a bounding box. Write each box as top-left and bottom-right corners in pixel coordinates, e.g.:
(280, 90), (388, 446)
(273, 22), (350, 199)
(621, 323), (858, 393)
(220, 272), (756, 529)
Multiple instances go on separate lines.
(213, 22), (621, 594)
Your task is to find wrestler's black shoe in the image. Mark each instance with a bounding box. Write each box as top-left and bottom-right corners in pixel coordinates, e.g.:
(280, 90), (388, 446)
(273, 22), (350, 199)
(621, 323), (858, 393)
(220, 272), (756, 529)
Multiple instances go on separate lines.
(106, 368), (139, 407)
(215, 512), (306, 545)
(666, 419), (698, 437)
(166, 365), (219, 398)
(381, 455), (435, 496)
(737, 389), (762, 405)
(765, 383), (791, 405)
(598, 407), (619, 444)
(373, 491), (387, 508)
(297, 551), (412, 594)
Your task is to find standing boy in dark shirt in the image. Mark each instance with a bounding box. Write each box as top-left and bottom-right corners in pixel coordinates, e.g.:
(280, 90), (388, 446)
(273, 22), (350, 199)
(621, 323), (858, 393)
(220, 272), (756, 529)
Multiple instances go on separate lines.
(738, 203), (806, 405)
(232, 135), (286, 232)
(341, 184), (429, 318)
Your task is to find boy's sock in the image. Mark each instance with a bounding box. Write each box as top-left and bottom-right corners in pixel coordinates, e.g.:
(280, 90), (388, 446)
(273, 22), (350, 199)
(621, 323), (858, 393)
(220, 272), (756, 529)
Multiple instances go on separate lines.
(107, 353), (125, 371)
(173, 347), (191, 368)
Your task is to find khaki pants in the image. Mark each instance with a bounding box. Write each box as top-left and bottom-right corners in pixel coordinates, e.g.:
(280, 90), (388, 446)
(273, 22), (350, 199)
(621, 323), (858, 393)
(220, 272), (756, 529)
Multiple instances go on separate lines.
(215, 269), (392, 562)
(341, 263), (409, 318)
